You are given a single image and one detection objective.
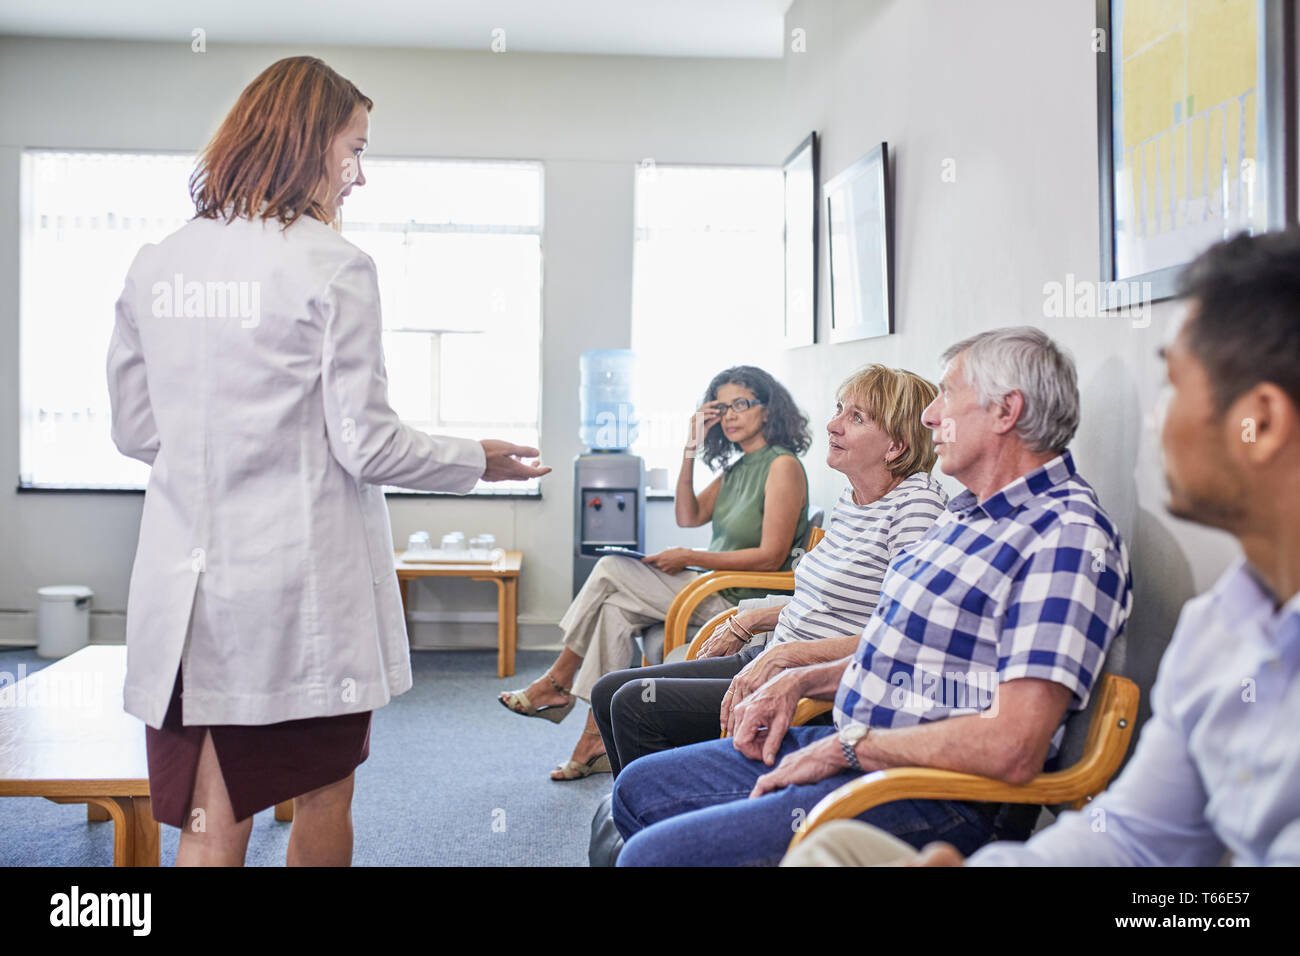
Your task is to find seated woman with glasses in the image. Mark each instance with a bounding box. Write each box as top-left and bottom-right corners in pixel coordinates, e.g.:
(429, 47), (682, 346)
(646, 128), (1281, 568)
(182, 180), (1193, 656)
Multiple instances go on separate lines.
(499, 366), (812, 780)
(589, 365), (948, 777)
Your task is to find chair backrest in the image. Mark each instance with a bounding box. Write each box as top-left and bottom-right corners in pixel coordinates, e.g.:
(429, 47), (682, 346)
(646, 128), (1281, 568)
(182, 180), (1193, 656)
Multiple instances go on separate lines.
(805, 526), (826, 550)
(1047, 631), (1123, 816)
(1046, 620), (1170, 817)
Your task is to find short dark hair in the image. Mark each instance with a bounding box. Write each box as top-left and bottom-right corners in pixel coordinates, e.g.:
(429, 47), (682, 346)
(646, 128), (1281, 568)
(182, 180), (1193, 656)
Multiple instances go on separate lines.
(1177, 229), (1300, 414)
(698, 366), (811, 472)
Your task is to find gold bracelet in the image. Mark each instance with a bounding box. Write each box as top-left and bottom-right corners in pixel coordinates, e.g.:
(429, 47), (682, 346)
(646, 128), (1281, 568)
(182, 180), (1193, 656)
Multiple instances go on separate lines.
(728, 616), (753, 640)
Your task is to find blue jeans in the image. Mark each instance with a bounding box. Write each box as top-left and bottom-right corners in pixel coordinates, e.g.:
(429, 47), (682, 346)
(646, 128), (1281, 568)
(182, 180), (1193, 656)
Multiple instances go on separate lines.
(612, 726), (1025, 867)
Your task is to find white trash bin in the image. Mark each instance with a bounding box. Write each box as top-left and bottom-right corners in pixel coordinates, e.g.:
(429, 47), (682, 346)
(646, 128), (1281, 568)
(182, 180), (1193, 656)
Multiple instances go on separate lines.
(36, 585), (94, 659)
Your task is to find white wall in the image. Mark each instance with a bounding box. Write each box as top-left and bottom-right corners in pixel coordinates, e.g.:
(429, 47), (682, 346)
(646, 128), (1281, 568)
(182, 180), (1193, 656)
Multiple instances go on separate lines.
(774, 0), (1261, 720)
(0, 37), (781, 649)
(3, 4), (1273, 693)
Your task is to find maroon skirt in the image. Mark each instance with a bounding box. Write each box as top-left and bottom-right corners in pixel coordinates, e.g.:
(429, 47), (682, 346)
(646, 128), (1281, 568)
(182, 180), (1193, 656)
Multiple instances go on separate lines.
(144, 664), (372, 828)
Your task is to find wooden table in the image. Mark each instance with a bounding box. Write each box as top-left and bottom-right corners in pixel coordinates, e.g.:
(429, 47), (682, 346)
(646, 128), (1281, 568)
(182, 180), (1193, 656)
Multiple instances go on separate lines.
(394, 550), (523, 678)
(0, 645), (159, 866)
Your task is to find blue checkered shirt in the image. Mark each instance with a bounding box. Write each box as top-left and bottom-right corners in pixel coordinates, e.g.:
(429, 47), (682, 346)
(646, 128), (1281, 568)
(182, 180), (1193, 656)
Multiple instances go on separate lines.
(832, 450), (1133, 761)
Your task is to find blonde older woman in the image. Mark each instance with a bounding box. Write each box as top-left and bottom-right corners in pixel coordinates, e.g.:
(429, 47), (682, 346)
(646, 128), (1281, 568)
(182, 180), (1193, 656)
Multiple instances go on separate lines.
(590, 364), (947, 776)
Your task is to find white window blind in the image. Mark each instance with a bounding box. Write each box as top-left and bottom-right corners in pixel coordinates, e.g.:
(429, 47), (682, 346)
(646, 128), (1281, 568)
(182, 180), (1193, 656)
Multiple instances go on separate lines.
(18, 151), (544, 494)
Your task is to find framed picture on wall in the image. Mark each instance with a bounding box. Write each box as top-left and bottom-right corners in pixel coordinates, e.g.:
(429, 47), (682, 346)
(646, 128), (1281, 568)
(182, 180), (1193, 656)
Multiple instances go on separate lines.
(824, 142), (894, 344)
(782, 131), (819, 348)
(1096, 0), (1296, 308)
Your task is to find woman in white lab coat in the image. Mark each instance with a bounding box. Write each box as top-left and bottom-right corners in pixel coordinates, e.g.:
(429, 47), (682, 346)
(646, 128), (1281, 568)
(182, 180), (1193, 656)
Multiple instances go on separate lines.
(106, 56), (549, 866)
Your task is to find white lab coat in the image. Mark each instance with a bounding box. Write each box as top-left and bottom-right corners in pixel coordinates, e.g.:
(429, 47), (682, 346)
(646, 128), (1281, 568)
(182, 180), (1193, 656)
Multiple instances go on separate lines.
(106, 214), (487, 728)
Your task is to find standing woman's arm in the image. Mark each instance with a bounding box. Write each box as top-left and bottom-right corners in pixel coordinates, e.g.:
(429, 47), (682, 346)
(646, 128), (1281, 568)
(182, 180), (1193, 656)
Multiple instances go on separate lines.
(106, 263), (160, 466)
(320, 251), (486, 492)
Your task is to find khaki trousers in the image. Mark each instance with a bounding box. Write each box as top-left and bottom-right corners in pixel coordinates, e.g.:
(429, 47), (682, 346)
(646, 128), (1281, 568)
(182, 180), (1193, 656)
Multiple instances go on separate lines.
(780, 820), (923, 867)
(560, 555), (732, 700)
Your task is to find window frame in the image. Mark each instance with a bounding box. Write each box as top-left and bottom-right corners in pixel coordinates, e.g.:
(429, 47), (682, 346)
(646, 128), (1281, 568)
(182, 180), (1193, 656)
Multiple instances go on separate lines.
(628, 160), (786, 481)
(16, 148), (547, 499)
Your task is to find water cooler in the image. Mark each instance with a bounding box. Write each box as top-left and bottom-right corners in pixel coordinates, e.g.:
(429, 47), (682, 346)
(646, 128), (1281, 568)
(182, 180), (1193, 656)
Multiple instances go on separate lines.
(573, 350), (646, 595)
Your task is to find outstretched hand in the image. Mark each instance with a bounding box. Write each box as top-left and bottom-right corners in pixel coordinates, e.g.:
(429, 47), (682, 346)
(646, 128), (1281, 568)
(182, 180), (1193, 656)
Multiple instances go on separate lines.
(480, 440), (551, 482)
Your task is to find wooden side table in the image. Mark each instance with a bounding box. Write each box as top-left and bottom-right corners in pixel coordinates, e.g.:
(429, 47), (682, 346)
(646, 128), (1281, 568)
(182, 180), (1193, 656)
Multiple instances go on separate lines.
(394, 550), (523, 678)
(0, 645), (159, 866)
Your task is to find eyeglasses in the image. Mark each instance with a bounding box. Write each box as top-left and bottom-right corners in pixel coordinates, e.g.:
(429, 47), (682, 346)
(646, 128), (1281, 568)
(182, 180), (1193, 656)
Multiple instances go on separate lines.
(713, 398), (764, 414)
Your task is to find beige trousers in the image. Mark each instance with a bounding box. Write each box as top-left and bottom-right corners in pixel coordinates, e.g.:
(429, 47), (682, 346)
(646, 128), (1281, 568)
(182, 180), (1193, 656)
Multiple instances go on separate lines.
(560, 555), (732, 700)
(780, 820), (922, 867)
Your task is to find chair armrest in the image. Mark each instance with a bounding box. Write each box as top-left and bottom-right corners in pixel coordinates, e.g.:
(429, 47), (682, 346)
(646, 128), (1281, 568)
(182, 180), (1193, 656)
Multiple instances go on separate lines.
(793, 699), (833, 726)
(667, 530), (828, 659)
(787, 673), (1139, 849)
(787, 768), (1053, 849)
(685, 608), (741, 660)
(664, 571), (795, 657)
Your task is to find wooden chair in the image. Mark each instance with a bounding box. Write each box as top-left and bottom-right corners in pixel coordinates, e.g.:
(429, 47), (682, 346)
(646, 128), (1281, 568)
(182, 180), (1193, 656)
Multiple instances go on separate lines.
(662, 536), (834, 733)
(785, 671), (1139, 850)
(664, 521), (1147, 854)
(661, 525), (827, 661)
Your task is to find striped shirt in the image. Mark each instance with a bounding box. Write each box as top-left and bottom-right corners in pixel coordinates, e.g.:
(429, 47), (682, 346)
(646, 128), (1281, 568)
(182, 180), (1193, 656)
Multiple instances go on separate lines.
(768, 472), (949, 647)
(832, 450), (1133, 761)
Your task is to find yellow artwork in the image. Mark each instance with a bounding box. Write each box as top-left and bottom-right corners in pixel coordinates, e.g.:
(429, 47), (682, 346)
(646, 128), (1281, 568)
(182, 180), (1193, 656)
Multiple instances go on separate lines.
(1112, 0), (1266, 278)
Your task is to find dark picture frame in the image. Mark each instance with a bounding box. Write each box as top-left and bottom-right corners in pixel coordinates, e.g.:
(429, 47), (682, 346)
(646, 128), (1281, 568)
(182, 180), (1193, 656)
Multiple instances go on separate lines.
(782, 132), (819, 348)
(1096, 0), (1296, 308)
(824, 142), (894, 344)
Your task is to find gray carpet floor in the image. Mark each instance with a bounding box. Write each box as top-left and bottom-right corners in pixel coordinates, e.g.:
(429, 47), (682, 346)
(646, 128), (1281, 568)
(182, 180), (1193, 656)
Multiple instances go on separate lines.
(0, 647), (612, 866)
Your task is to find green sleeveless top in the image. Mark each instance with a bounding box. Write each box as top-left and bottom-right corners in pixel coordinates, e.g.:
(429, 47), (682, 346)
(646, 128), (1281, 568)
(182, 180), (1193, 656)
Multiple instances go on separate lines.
(708, 444), (810, 604)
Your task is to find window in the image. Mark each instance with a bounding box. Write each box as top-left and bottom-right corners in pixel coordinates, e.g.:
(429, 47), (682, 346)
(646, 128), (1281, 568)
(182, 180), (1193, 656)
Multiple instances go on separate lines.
(340, 158), (544, 495)
(629, 164), (784, 479)
(18, 151), (544, 494)
(19, 151), (195, 489)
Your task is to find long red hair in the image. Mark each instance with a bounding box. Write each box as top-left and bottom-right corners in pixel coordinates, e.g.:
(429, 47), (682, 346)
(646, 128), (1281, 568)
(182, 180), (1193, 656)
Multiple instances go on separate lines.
(190, 56), (371, 227)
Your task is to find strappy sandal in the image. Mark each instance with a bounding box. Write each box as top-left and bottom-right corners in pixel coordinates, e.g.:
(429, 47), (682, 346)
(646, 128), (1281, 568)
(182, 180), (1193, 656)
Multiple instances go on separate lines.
(550, 729), (612, 781)
(498, 674), (576, 724)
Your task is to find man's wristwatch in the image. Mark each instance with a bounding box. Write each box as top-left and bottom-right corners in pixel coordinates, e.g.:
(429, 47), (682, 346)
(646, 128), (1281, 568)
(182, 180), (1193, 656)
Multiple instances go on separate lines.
(839, 723), (870, 771)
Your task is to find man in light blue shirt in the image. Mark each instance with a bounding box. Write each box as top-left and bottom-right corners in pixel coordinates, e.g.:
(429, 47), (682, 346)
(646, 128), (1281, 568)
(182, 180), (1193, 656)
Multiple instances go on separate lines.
(966, 556), (1300, 866)
(782, 229), (1300, 868)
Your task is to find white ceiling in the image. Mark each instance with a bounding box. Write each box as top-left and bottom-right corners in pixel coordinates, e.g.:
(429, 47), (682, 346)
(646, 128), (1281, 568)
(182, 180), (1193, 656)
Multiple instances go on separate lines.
(0, 0), (793, 58)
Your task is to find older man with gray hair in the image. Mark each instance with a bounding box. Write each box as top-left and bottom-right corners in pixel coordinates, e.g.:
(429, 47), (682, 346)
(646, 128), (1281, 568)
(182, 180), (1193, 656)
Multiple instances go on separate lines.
(785, 231), (1300, 868)
(612, 326), (1133, 866)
